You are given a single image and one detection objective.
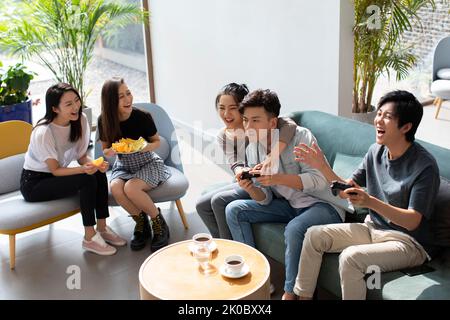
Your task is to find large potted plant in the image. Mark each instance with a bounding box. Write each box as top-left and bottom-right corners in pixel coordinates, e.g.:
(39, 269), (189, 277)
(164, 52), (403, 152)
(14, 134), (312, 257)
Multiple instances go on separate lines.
(0, 0), (147, 126)
(0, 61), (35, 124)
(352, 0), (436, 123)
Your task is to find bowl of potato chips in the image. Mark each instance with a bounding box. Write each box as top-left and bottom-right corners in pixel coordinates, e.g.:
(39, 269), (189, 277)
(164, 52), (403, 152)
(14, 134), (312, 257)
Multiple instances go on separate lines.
(111, 137), (147, 154)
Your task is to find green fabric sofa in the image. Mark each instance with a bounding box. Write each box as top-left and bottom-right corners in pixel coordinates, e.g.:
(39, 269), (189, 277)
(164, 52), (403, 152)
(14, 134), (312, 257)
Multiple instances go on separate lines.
(251, 110), (450, 300)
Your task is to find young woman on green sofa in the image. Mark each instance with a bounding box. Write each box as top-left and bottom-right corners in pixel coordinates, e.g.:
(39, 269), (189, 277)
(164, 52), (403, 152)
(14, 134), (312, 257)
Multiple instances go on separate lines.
(196, 83), (297, 240)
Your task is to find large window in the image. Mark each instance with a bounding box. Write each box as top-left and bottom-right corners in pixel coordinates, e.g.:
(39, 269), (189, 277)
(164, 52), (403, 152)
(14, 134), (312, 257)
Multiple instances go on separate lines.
(90, 0), (149, 125)
(1, 0), (149, 127)
(372, 1), (450, 105)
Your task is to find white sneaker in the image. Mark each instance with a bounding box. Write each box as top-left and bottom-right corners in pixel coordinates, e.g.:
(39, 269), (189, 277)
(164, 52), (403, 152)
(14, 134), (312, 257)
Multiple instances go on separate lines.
(270, 283), (275, 295)
(82, 232), (117, 256)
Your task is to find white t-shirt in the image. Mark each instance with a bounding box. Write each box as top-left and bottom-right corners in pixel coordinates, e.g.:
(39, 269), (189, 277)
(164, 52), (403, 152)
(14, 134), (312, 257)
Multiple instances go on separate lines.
(24, 113), (90, 173)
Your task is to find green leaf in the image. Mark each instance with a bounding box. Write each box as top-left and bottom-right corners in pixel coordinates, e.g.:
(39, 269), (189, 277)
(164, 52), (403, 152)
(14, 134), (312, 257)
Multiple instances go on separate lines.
(0, 0), (148, 103)
(353, 0), (436, 111)
(0, 62), (34, 105)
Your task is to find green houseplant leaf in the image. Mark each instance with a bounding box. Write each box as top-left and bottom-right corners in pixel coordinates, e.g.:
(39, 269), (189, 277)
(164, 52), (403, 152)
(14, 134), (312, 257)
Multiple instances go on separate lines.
(353, 0), (436, 113)
(0, 62), (35, 106)
(0, 0), (148, 104)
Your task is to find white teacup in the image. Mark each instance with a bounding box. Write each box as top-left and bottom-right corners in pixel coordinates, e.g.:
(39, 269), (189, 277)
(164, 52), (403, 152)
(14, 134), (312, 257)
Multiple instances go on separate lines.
(224, 255), (245, 274)
(192, 233), (212, 247)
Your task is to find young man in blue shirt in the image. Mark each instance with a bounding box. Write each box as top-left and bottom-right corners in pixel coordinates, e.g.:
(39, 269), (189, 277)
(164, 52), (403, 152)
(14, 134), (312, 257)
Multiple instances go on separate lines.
(225, 89), (351, 298)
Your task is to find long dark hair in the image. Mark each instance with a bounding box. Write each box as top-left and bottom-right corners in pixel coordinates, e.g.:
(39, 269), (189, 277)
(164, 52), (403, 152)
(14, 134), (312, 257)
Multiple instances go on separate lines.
(35, 83), (83, 142)
(99, 77), (124, 146)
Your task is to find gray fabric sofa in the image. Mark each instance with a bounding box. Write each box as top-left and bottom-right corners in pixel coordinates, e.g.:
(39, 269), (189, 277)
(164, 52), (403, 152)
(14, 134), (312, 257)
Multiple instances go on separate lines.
(200, 111), (450, 299)
(0, 135), (188, 270)
(0, 153), (80, 269)
(1, 103), (189, 270)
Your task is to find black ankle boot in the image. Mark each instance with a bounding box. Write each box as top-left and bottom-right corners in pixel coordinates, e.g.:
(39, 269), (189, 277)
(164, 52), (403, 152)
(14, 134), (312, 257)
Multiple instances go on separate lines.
(130, 212), (152, 251)
(150, 208), (170, 252)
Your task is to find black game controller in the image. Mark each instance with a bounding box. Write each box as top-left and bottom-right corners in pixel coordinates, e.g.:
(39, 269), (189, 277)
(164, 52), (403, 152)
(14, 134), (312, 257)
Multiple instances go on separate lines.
(330, 181), (357, 196)
(240, 171), (261, 180)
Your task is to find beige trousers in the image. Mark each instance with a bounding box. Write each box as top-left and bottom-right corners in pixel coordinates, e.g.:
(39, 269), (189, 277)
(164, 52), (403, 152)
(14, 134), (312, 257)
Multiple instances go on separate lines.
(293, 219), (428, 300)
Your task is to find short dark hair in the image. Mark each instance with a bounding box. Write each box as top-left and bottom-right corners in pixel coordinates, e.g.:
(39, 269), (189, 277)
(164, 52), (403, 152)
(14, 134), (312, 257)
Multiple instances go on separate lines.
(239, 89), (281, 118)
(215, 83), (249, 108)
(377, 90), (423, 142)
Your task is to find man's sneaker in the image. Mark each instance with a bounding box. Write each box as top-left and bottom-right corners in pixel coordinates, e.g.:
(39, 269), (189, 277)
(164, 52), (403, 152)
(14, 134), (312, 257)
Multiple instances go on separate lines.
(98, 226), (127, 247)
(270, 283), (275, 295)
(82, 232), (117, 256)
(282, 292), (298, 300)
(130, 212), (152, 251)
(150, 208), (170, 252)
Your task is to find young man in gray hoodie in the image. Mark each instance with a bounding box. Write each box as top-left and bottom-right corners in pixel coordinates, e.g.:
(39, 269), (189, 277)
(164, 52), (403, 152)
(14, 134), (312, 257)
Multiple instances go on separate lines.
(225, 89), (352, 299)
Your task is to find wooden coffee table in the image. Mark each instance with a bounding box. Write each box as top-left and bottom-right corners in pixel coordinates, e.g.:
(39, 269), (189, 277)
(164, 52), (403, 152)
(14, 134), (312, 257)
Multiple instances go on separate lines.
(139, 239), (271, 300)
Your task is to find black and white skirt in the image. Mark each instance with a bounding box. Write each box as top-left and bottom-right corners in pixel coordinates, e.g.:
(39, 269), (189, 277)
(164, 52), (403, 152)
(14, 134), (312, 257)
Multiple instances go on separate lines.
(111, 151), (171, 188)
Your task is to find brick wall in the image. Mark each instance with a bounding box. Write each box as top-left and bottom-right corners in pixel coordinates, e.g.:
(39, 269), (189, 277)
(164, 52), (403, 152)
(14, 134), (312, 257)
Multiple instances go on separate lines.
(402, 1), (450, 68)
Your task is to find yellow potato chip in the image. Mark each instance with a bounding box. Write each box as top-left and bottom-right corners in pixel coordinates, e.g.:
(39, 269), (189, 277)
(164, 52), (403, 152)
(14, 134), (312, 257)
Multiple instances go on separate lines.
(111, 137), (146, 153)
(92, 156), (104, 166)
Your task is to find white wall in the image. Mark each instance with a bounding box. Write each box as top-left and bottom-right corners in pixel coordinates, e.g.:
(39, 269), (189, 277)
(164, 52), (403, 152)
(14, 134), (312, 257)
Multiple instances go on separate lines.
(148, 0), (353, 134)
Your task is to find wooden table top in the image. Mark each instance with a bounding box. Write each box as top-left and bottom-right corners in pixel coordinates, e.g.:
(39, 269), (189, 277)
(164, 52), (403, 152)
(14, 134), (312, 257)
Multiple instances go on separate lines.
(139, 239), (271, 300)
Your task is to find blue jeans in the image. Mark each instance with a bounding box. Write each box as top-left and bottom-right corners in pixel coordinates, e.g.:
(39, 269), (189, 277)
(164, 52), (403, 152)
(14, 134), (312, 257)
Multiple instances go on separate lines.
(283, 202), (341, 293)
(225, 199), (341, 293)
(196, 183), (250, 239)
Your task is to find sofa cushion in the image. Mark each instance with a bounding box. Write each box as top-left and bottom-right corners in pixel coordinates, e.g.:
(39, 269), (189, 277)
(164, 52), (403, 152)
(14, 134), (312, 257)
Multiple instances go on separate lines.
(0, 153), (24, 195)
(0, 191), (79, 231)
(287, 110), (374, 168)
(431, 80), (450, 99)
(253, 223), (286, 264)
(437, 68), (450, 80)
(332, 152), (364, 180)
(317, 252), (450, 300)
(154, 136), (170, 161)
(432, 177), (450, 246)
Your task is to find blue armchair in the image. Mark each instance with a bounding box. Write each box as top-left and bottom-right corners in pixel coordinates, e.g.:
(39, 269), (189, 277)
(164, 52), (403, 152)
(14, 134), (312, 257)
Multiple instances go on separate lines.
(94, 103), (190, 229)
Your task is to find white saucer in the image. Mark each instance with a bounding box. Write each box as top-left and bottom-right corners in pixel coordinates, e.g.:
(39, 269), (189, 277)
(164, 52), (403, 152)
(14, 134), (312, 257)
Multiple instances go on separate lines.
(219, 263), (250, 279)
(188, 241), (218, 253)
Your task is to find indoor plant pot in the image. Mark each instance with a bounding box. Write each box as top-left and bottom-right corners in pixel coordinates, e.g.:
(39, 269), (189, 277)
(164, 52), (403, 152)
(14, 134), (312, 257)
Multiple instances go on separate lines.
(351, 108), (376, 125)
(0, 98), (32, 123)
(0, 62), (34, 124)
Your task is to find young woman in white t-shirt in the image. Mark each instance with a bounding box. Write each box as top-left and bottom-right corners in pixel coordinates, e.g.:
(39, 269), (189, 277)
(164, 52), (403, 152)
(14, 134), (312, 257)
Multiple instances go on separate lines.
(20, 83), (126, 256)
